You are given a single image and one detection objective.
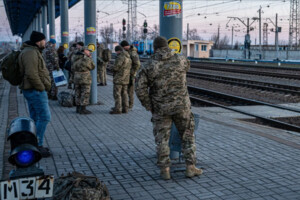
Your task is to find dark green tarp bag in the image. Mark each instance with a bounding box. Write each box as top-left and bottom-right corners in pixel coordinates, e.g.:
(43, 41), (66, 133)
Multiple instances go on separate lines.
(53, 171), (110, 200)
(0, 50), (23, 86)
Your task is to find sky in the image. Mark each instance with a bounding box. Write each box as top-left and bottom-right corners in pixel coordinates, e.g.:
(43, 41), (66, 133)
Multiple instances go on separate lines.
(0, 0), (291, 45)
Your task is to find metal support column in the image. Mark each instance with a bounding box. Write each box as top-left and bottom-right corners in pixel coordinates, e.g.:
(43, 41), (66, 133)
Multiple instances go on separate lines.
(35, 16), (39, 31)
(38, 10), (42, 32)
(84, 0), (97, 104)
(159, 0), (183, 54)
(275, 13), (279, 60)
(60, 0), (69, 53)
(48, 0), (56, 40)
(159, 0), (183, 160)
(42, 5), (48, 40)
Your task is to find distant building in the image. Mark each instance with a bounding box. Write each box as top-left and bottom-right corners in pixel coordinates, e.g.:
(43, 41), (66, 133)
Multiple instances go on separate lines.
(182, 40), (214, 58)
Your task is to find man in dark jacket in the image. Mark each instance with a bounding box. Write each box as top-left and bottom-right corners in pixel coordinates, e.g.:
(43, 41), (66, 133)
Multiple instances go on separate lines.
(18, 31), (52, 157)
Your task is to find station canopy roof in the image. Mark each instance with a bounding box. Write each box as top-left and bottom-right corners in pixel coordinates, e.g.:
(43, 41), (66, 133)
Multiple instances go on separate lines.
(4, 0), (80, 36)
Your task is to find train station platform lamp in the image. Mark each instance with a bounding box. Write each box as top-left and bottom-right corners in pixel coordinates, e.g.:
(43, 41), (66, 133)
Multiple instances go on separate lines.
(7, 117), (44, 179)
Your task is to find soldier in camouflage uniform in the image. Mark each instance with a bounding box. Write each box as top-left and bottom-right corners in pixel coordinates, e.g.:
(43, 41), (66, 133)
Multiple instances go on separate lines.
(110, 46), (132, 114)
(135, 36), (203, 180)
(43, 39), (59, 100)
(72, 46), (95, 114)
(69, 42), (84, 89)
(96, 43), (105, 85)
(120, 40), (141, 110)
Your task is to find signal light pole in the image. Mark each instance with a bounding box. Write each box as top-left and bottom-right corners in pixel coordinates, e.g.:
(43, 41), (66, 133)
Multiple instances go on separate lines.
(122, 18), (126, 39)
(143, 20), (148, 55)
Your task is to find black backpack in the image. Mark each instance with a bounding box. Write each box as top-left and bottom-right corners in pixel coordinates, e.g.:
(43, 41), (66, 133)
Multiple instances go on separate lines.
(64, 60), (72, 72)
(0, 50), (23, 86)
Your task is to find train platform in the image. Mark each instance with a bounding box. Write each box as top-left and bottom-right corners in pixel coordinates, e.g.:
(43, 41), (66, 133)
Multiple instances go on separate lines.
(1, 76), (300, 200)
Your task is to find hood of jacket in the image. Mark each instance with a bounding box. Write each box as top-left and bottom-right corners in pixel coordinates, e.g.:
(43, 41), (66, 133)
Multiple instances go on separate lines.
(129, 46), (138, 52)
(152, 47), (174, 61)
(20, 41), (39, 51)
(118, 50), (130, 59)
(73, 51), (84, 62)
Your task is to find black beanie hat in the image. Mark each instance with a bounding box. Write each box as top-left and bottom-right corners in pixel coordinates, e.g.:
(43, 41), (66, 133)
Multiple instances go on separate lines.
(115, 45), (123, 52)
(120, 40), (130, 47)
(153, 36), (168, 50)
(77, 41), (84, 47)
(30, 31), (46, 43)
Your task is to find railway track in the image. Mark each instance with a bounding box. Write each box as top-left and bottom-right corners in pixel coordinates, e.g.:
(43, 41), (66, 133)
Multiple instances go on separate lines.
(187, 71), (300, 96)
(191, 63), (300, 80)
(188, 85), (300, 133)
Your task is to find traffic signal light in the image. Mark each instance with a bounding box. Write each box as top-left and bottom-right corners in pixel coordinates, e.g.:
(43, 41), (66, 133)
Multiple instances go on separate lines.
(7, 117), (44, 178)
(143, 20), (148, 34)
(122, 18), (126, 35)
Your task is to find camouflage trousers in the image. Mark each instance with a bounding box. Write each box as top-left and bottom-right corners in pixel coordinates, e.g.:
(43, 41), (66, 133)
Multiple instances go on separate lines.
(128, 77), (135, 109)
(113, 84), (128, 112)
(151, 111), (196, 168)
(74, 84), (91, 106)
(97, 64), (107, 84)
(49, 72), (58, 98)
(68, 71), (74, 87)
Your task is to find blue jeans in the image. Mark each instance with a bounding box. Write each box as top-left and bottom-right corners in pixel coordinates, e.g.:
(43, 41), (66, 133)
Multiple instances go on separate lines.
(23, 89), (51, 146)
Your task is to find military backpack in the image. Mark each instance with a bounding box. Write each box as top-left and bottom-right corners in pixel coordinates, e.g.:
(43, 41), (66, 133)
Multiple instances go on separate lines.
(0, 50), (23, 86)
(102, 49), (111, 62)
(57, 91), (75, 107)
(53, 171), (110, 200)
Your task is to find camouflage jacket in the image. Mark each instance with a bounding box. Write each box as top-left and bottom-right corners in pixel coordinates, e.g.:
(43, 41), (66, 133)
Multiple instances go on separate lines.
(43, 42), (59, 72)
(128, 46), (141, 77)
(113, 51), (132, 85)
(71, 49), (83, 73)
(73, 52), (95, 85)
(97, 45), (105, 67)
(135, 47), (191, 115)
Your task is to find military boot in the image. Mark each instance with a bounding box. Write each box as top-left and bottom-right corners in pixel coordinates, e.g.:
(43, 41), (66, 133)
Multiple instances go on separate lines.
(80, 106), (92, 114)
(160, 167), (171, 180)
(185, 165), (203, 178)
(76, 106), (81, 113)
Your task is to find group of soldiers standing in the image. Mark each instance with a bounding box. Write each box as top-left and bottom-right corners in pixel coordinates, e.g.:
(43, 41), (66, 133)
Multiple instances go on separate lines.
(22, 31), (202, 179)
(110, 40), (141, 114)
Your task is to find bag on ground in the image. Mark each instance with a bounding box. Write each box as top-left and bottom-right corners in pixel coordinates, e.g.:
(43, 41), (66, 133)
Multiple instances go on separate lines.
(53, 171), (110, 200)
(102, 49), (111, 62)
(52, 69), (68, 87)
(58, 91), (75, 107)
(0, 50), (22, 86)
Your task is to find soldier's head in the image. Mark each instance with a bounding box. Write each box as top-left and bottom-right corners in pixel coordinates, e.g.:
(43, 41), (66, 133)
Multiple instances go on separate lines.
(30, 31), (46, 50)
(115, 45), (123, 54)
(153, 36), (168, 52)
(120, 40), (130, 50)
(82, 46), (93, 57)
(76, 41), (84, 50)
(49, 39), (56, 48)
